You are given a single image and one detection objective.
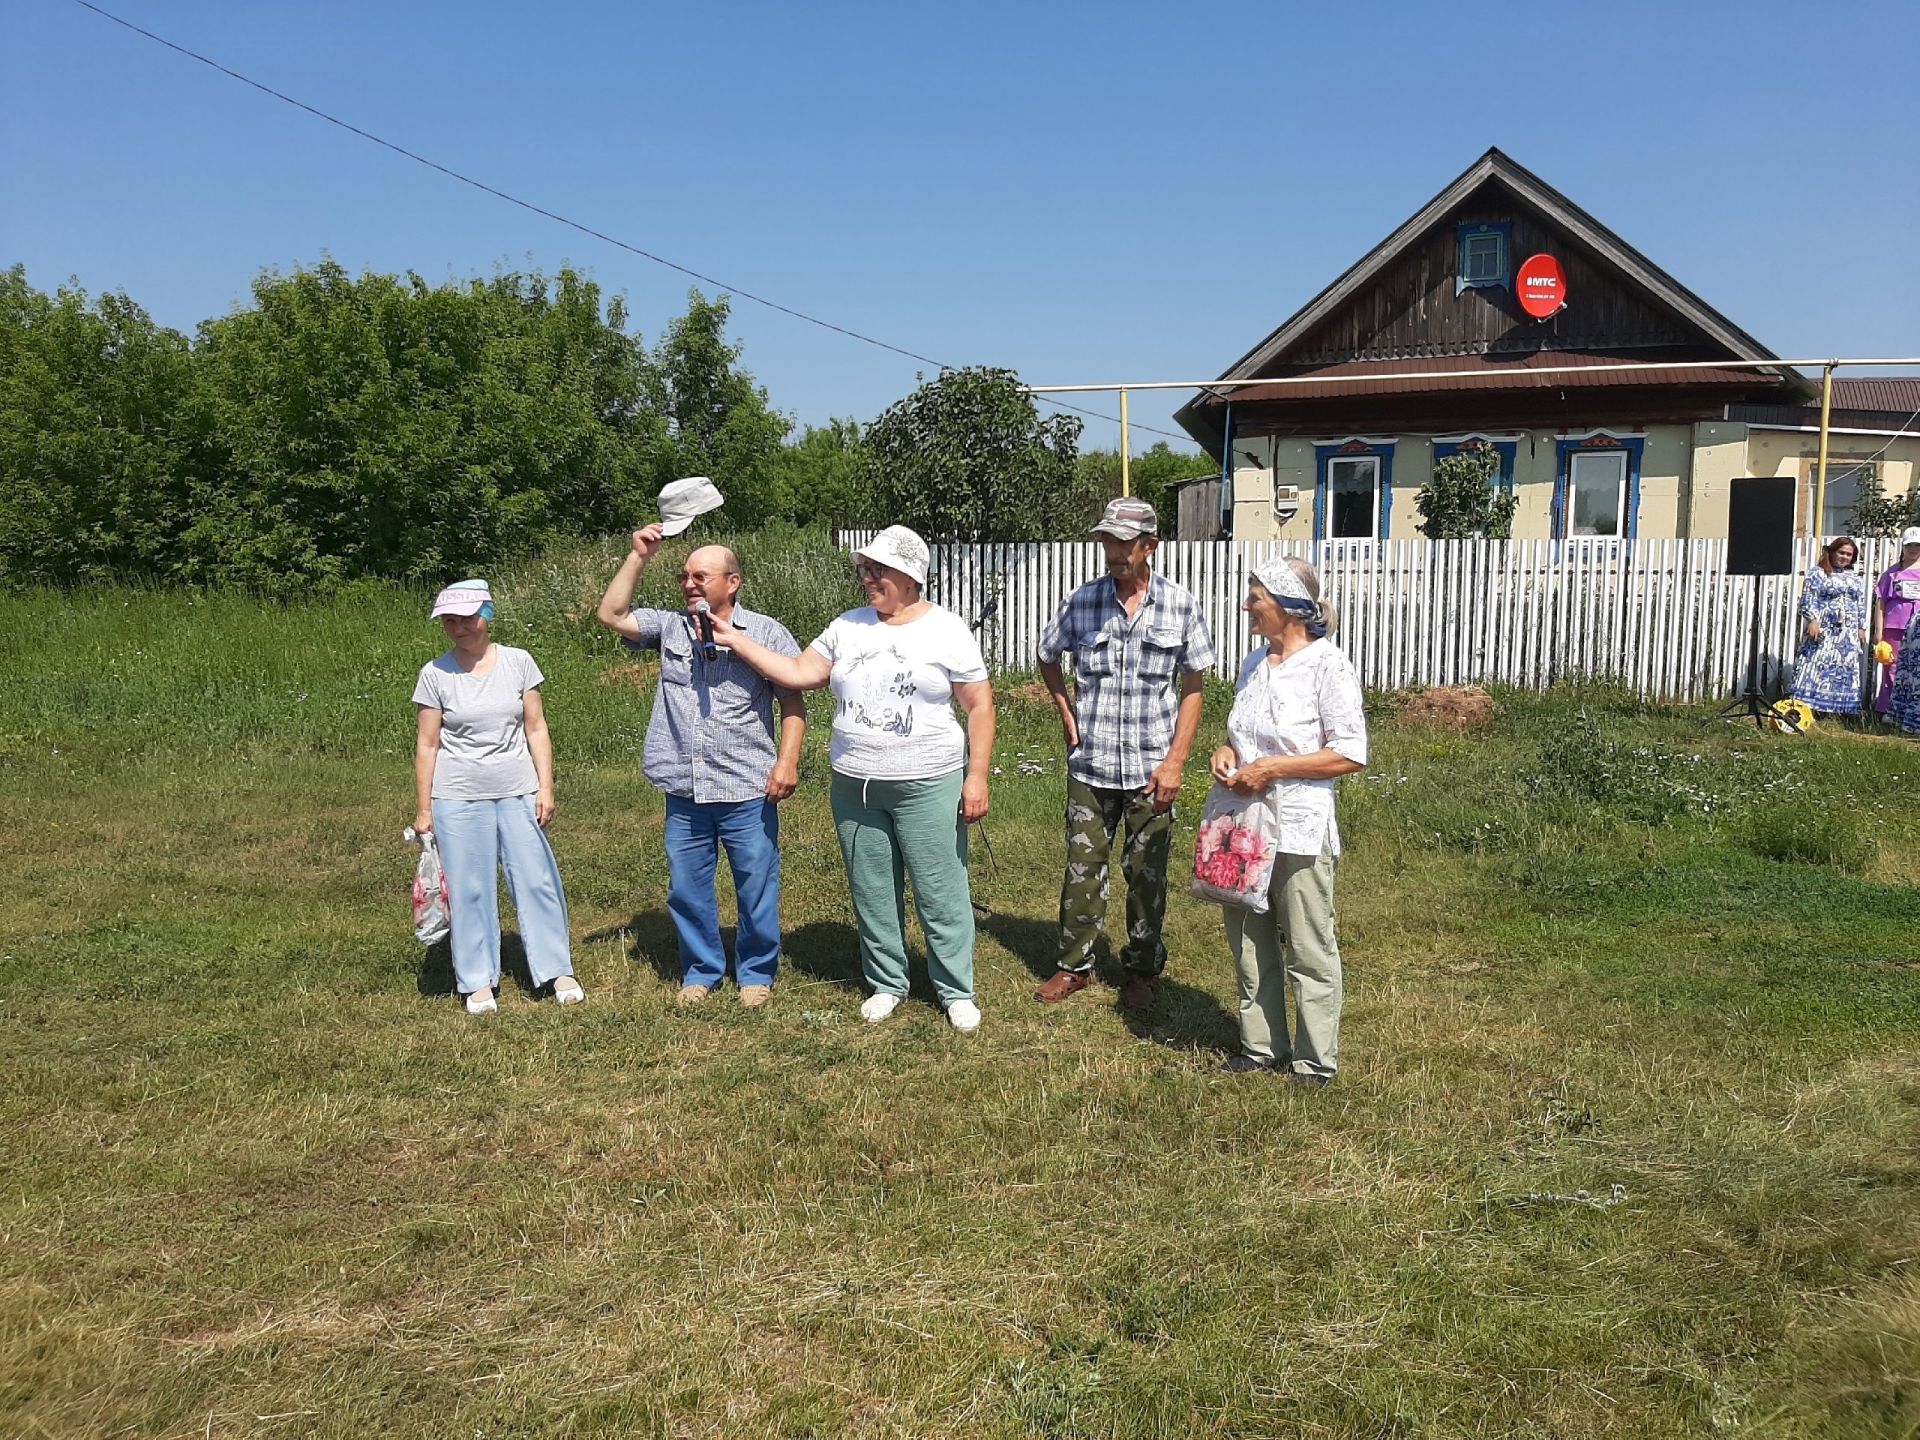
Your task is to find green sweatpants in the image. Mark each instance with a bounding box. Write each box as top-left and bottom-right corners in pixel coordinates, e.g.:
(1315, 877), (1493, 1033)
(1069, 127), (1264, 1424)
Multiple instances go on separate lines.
(1223, 842), (1342, 1077)
(830, 768), (976, 1006)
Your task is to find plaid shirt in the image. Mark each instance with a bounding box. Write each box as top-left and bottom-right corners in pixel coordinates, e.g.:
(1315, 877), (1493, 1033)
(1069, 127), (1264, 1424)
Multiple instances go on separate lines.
(622, 605), (801, 803)
(1037, 572), (1216, 791)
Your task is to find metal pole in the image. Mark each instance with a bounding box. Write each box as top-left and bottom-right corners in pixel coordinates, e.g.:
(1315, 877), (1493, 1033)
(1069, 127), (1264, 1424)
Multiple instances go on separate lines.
(1119, 387), (1131, 497)
(1021, 356), (1920, 395)
(1812, 362), (1836, 539)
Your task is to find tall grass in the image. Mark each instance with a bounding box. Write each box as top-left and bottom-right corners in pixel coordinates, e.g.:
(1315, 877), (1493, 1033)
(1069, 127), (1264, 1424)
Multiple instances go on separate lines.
(4, 538), (1920, 1436)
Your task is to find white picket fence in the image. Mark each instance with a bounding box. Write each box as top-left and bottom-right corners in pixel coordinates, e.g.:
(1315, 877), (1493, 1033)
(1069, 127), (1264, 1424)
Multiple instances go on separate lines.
(838, 532), (1899, 702)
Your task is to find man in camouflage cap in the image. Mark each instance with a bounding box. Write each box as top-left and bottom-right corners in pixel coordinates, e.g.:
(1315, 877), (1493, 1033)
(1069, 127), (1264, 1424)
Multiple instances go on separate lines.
(1034, 497), (1216, 1011)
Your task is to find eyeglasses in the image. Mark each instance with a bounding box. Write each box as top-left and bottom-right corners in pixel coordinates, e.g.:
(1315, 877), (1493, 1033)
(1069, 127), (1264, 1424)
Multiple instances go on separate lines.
(857, 561), (889, 580)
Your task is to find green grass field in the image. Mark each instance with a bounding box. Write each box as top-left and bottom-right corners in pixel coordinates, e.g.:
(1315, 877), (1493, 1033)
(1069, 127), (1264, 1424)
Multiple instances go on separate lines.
(3, 554), (1919, 1438)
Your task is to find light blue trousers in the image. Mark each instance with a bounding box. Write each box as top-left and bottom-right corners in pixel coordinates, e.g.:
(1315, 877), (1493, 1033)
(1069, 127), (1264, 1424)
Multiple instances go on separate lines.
(432, 793), (573, 996)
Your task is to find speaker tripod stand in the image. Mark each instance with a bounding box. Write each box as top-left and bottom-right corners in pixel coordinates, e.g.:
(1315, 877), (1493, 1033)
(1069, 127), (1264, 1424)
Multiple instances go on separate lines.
(1716, 572), (1800, 731)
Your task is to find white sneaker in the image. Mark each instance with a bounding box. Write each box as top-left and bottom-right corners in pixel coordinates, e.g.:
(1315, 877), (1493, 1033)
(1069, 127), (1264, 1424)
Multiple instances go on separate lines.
(553, 977), (585, 1006)
(946, 998), (982, 1033)
(860, 992), (903, 1023)
(464, 987), (498, 1016)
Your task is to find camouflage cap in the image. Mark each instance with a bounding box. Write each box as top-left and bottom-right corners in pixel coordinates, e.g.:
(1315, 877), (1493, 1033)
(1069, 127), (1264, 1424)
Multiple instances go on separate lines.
(1090, 497), (1158, 541)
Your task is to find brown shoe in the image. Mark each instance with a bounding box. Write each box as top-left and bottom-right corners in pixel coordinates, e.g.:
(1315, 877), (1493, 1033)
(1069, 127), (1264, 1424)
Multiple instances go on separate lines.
(1035, 969), (1092, 1003)
(738, 984), (771, 1009)
(676, 983), (712, 1007)
(1118, 974), (1157, 1011)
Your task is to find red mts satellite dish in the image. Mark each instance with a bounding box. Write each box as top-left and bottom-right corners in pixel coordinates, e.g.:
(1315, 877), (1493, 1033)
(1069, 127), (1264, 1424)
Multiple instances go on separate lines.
(1516, 253), (1566, 319)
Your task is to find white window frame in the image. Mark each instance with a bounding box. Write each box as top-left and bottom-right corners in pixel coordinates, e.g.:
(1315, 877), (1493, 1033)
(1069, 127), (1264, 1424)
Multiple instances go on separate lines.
(1803, 458), (1875, 539)
(1325, 455), (1381, 540)
(1567, 450), (1628, 539)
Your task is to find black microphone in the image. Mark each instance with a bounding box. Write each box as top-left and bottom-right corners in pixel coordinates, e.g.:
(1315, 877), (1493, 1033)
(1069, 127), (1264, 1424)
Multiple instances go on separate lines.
(690, 598), (719, 662)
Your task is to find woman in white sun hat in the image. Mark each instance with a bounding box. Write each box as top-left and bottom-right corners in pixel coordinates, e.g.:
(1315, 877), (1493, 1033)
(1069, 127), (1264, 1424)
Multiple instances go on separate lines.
(707, 526), (996, 1031)
(411, 579), (582, 1014)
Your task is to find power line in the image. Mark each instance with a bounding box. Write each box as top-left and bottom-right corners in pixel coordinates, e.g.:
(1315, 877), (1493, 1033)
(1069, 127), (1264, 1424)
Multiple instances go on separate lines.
(66, 0), (1190, 443)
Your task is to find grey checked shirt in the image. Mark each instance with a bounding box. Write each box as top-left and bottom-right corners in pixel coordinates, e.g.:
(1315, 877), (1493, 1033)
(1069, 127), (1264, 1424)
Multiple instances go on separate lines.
(1037, 572), (1216, 791)
(623, 605), (801, 803)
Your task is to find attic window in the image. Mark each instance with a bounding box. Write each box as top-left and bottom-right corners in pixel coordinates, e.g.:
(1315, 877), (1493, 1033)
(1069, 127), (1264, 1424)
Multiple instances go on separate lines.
(1456, 222), (1510, 294)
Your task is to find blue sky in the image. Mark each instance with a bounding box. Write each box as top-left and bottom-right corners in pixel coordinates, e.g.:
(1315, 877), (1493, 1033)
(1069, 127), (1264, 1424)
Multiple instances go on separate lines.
(7, 0), (1918, 449)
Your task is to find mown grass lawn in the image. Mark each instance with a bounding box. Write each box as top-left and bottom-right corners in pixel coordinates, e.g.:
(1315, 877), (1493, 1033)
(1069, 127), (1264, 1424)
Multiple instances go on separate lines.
(2, 578), (1918, 1439)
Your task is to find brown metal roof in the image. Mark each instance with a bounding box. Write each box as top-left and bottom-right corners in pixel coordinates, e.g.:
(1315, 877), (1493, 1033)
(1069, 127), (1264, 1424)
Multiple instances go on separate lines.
(1196, 350), (1784, 405)
(1831, 378), (1920, 413)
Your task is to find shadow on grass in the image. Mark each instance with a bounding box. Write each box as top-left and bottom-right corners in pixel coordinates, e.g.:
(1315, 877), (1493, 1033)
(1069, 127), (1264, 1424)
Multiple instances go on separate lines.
(585, 911), (686, 984)
(978, 907), (1238, 1053)
(977, 907), (1059, 981)
(415, 932), (547, 999)
(417, 937), (455, 997)
(1122, 971), (1239, 1056)
(781, 918), (865, 991)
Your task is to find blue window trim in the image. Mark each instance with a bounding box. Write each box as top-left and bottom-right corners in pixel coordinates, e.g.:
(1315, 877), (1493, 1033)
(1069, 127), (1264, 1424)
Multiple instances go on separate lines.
(1314, 440), (1395, 541)
(1456, 221), (1511, 295)
(1552, 433), (1645, 539)
(1431, 436), (1518, 494)
(1218, 402), (1234, 536)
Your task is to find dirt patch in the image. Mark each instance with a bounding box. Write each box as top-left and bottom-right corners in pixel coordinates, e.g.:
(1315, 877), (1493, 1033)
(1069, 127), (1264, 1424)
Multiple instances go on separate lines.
(1388, 684), (1497, 732)
(998, 678), (1057, 707)
(601, 659), (661, 689)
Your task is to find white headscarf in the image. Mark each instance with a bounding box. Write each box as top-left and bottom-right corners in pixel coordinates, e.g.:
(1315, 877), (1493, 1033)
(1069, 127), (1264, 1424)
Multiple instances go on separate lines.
(1250, 559), (1328, 638)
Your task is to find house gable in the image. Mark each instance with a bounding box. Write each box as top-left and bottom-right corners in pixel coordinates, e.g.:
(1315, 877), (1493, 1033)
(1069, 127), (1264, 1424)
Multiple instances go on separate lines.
(1284, 180), (1718, 365)
(1174, 148), (1809, 456)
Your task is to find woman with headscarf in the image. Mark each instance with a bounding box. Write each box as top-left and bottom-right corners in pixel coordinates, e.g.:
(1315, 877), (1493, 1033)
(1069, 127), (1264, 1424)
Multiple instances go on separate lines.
(1873, 527), (1920, 720)
(1789, 535), (1868, 716)
(1206, 558), (1366, 1085)
(412, 580), (582, 1014)
(706, 526), (995, 1032)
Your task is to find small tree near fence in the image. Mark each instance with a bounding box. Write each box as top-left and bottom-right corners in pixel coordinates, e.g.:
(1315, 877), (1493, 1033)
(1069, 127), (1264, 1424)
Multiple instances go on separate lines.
(1414, 443), (1517, 539)
(1839, 465), (1912, 538)
(865, 367), (1085, 541)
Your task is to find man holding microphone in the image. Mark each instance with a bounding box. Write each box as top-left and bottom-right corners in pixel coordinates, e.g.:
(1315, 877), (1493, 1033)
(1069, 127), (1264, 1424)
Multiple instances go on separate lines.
(595, 480), (806, 1008)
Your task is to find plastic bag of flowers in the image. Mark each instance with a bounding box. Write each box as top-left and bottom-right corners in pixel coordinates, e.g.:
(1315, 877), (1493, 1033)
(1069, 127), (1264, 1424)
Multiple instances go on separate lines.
(1189, 784), (1282, 912)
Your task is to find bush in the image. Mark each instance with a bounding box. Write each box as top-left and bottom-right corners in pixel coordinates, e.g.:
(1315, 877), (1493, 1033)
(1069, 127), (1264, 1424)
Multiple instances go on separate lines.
(1744, 799), (1876, 874)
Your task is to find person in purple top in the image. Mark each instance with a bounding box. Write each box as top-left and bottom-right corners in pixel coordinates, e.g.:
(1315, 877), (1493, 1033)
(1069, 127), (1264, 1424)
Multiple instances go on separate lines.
(1873, 526), (1920, 718)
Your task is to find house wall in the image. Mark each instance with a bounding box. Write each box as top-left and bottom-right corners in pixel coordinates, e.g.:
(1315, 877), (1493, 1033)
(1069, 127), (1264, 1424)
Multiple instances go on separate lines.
(1228, 423), (1698, 541)
(1743, 429), (1920, 536)
(1687, 421), (1750, 537)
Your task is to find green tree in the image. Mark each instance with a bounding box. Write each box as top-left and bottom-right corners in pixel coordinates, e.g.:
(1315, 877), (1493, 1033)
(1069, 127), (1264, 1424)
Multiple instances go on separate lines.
(1842, 464), (1911, 538)
(0, 267), (199, 584)
(1414, 443), (1517, 539)
(865, 367), (1082, 540)
(186, 261), (664, 585)
(1074, 440), (1218, 536)
(764, 418), (875, 527)
(649, 291), (791, 529)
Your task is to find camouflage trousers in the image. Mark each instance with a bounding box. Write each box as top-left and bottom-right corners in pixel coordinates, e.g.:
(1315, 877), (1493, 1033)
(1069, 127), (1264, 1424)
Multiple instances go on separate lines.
(1055, 774), (1175, 976)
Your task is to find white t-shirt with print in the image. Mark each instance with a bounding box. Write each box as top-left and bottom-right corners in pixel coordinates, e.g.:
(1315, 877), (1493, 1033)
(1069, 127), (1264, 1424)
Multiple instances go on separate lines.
(809, 605), (988, 781)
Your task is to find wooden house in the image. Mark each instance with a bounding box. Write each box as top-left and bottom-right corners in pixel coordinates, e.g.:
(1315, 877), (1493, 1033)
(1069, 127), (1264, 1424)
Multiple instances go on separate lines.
(1175, 148), (1919, 543)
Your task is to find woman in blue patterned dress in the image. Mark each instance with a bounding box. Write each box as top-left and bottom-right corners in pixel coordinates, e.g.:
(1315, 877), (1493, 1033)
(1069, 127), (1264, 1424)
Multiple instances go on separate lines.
(1790, 536), (1867, 715)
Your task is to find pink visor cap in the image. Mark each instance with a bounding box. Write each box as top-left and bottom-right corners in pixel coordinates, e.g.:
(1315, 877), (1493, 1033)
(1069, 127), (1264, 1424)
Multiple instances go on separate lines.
(430, 580), (493, 618)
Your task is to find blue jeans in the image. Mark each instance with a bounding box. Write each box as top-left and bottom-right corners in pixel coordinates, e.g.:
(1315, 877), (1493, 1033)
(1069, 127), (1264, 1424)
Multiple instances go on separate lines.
(664, 795), (782, 988)
(431, 793), (573, 996)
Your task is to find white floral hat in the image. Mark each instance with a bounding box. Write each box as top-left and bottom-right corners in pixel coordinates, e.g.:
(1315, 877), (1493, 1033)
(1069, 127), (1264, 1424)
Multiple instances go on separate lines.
(854, 525), (931, 585)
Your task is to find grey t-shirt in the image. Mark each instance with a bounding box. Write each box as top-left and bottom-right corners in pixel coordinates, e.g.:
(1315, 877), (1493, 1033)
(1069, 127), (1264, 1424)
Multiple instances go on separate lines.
(412, 645), (545, 800)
